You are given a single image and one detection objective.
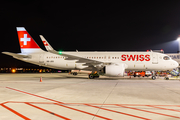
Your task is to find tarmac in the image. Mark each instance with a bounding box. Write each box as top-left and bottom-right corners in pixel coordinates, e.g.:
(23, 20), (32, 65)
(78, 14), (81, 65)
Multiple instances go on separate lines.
(0, 73), (180, 120)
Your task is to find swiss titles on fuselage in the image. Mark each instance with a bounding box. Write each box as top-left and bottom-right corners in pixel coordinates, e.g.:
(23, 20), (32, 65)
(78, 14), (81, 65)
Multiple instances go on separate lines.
(121, 54), (150, 61)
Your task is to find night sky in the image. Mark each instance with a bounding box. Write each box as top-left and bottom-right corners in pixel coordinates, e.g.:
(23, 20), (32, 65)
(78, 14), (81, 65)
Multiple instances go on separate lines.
(1, 1), (180, 67)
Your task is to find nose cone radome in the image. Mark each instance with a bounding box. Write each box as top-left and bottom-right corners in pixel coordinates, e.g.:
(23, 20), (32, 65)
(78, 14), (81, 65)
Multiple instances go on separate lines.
(173, 60), (179, 68)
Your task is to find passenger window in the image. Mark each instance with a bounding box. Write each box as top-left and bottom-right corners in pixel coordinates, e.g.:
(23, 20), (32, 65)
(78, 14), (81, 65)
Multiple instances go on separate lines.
(163, 56), (170, 60)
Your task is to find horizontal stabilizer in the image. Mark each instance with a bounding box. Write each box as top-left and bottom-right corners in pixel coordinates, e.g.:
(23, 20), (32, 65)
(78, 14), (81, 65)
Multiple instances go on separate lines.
(2, 52), (31, 58)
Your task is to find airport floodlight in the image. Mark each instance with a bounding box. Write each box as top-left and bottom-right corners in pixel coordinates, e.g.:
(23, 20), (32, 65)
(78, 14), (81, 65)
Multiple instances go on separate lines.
(177, 35), (180, 53)
(177, 36), (180, 41)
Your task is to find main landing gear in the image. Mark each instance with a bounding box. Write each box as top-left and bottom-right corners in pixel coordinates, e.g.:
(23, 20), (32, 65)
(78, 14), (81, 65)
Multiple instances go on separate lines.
(88, 73), (99, 79)
(73, 72), (78, 75)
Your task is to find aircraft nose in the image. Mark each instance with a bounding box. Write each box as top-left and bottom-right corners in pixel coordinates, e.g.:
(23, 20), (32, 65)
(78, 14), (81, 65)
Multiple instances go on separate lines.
(174, 61), (179, 68)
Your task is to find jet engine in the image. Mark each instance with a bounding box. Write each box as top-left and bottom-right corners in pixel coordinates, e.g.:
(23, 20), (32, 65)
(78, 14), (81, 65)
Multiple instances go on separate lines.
(103, 63), (127, 76)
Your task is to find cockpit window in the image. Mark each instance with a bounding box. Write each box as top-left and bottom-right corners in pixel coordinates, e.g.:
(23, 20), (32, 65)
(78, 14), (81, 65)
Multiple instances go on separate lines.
(163, 56), (170, 60)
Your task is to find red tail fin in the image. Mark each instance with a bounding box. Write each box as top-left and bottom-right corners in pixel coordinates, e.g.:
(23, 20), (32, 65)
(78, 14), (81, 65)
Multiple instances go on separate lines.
(16, 27), (43, 53)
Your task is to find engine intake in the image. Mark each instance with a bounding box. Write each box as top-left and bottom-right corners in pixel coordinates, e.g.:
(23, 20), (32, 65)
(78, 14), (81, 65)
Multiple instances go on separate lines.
(103, 63), (127, 76)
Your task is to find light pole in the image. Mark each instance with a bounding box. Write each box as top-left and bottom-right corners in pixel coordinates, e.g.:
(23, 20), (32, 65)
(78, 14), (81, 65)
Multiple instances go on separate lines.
(177, 35), (180, 53)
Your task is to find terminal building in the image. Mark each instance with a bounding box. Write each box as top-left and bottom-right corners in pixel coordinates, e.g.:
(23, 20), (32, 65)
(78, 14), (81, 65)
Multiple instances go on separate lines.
(0, 67), (68, 73)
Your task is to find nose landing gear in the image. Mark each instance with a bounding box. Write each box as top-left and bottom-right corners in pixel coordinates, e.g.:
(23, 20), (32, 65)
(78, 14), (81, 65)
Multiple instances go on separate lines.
(151, 76), (156, 80)
(151, 71), (156, 80)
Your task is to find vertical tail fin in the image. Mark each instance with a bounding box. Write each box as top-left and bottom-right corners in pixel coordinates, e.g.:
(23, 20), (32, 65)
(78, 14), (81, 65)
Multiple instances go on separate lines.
(16, 27), (44, 53)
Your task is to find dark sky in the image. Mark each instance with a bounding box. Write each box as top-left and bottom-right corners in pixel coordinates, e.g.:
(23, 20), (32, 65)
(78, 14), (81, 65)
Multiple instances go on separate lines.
(1, 1), (180, 67)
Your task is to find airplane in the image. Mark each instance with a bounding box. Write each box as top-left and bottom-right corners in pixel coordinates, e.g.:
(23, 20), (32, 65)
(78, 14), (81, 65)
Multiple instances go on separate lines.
(2, 27), (179, 80)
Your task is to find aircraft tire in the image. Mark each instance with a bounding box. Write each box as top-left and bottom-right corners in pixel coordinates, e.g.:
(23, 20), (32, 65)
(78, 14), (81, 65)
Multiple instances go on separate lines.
(73, 72), (78, 75)
(152, 76), (156, 80)
(89, 74), (94, 79)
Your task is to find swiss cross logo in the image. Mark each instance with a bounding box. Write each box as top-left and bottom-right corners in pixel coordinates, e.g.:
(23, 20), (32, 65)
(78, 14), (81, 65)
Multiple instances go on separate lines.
(17, 30), (40, 49)
(43, 41), (48, 46)
(20, 34), (31, 45)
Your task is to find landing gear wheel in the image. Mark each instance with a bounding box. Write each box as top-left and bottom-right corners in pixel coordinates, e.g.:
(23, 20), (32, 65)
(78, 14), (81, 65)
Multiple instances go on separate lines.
(73, 72), (77, 75)
(152, 76), (156, 80)
(89, 74), (94, 79)
(164, 77), (169, 80)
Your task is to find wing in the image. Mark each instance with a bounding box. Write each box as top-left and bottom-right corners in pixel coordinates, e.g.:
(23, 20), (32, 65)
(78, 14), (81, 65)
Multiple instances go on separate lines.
(39, 35), (103, 66)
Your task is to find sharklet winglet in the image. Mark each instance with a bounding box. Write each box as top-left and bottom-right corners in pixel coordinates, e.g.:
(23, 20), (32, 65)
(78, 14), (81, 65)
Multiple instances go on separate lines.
(39, 35), (54, 51)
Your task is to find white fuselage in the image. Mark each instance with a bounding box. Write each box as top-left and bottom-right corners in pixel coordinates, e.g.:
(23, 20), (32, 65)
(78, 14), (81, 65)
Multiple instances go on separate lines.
(16, 51), (178, 71)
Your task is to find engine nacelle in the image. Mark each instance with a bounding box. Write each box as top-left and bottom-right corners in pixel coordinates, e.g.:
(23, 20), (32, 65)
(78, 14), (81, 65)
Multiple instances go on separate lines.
(103, 63), (127, 76)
